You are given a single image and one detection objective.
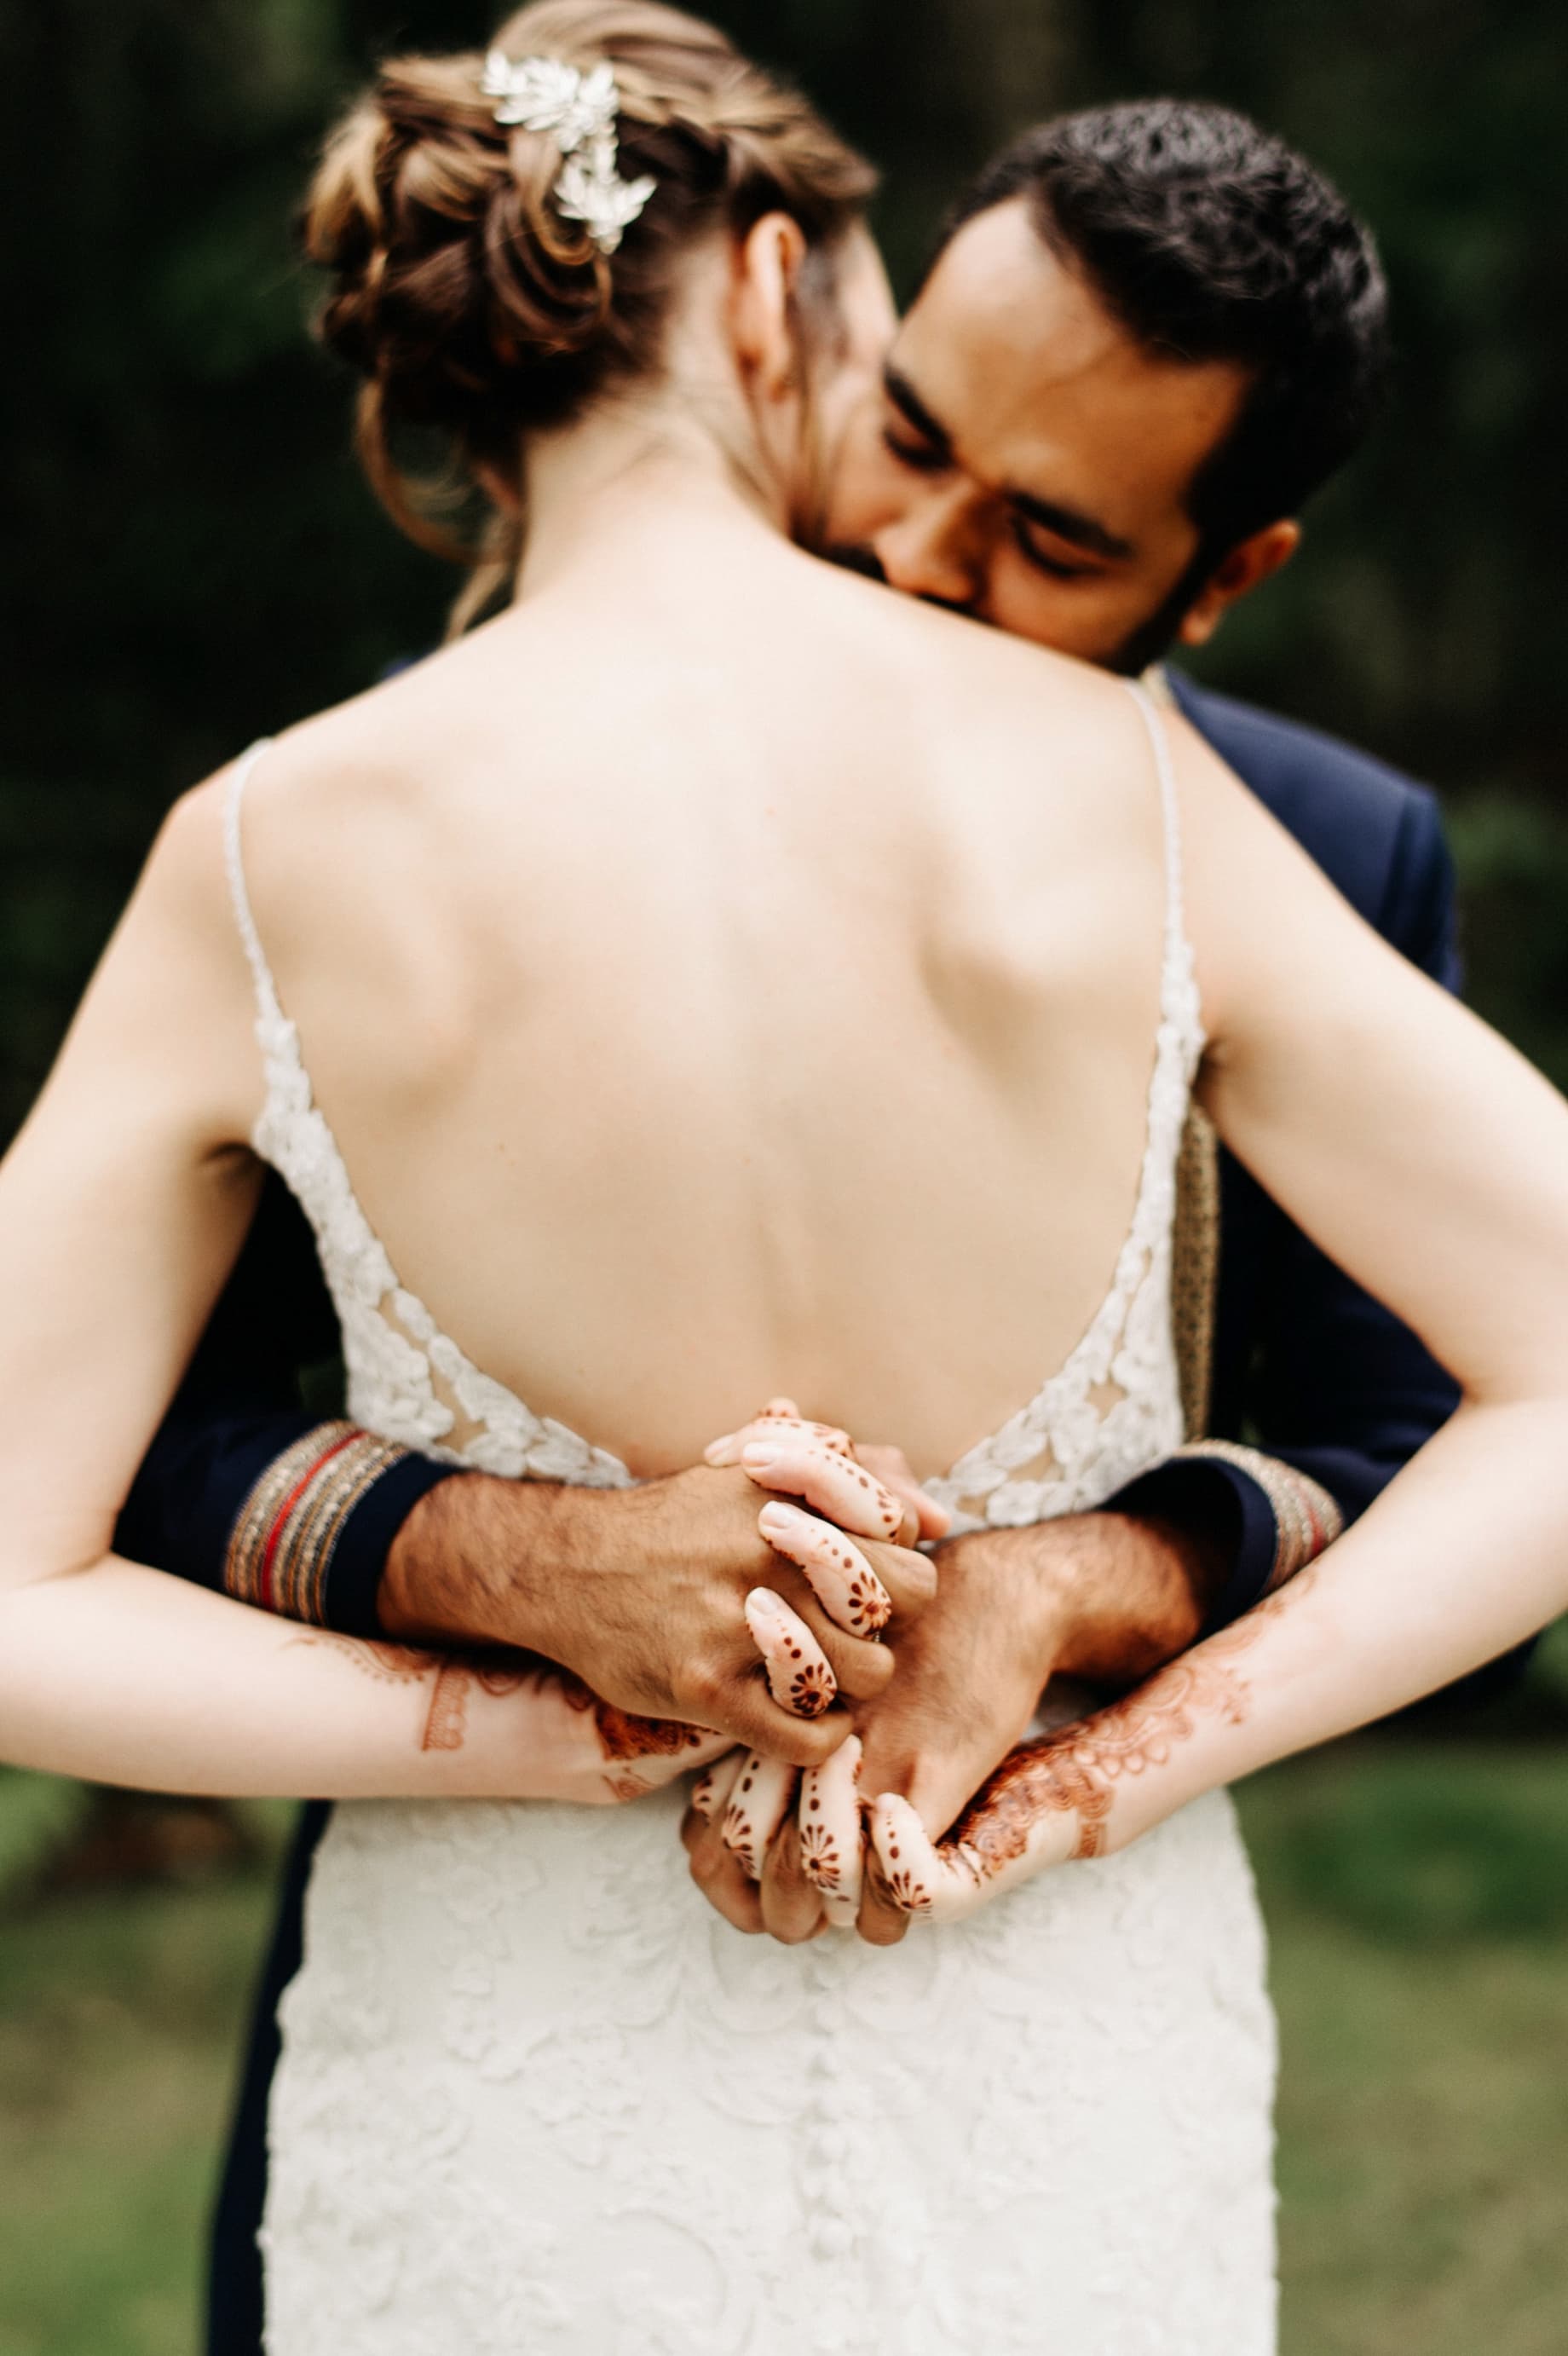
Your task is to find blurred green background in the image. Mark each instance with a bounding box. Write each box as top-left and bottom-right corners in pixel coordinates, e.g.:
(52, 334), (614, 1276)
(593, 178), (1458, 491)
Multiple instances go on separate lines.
(1, 2), (1565, 2350)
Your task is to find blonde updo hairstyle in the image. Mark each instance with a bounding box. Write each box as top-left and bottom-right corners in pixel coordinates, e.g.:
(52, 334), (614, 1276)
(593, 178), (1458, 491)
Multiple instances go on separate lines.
(304, 0), (878, 622)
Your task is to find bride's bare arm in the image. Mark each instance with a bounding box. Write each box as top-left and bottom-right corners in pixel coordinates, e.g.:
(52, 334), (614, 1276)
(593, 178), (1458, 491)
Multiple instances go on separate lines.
(867, 725), (1568, 1920)
(0, 780), (738, 1801)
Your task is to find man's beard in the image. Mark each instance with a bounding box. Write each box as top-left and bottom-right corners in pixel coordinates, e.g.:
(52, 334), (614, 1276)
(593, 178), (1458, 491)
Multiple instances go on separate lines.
(1107, 546), (1215, 678)
(821, 542), (1215, 678)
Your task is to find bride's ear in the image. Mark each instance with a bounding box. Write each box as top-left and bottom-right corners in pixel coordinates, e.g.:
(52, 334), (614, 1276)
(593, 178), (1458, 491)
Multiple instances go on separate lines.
(729, 211), (811, 403)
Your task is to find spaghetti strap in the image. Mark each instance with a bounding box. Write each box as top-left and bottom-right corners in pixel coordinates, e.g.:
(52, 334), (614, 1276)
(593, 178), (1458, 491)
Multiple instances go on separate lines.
(222, 738), (282, 1025)
(1121, 678), (1187, 990)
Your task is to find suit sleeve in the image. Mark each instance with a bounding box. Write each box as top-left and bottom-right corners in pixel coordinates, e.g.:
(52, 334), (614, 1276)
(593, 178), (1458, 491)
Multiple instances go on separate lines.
(1109, 789), (1467, 1630)
(112, 1173), (458, 1637)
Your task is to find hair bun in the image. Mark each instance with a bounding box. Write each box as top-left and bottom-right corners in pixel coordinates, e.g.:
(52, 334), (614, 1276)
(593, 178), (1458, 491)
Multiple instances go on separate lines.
(302, 0), (875, 571)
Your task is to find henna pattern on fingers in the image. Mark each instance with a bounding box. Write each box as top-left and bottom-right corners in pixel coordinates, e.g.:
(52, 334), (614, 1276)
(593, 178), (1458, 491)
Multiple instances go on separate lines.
(721, 1752), (798, 1880)
(689, 1748), (746, 1823)
(741, 1438), (907, 1543)
(757, 1501), (892, 1637)
(744, 1586), (838, 1718)
(705, 1406), (854, 1465)
(798, 1734), (864, 1926)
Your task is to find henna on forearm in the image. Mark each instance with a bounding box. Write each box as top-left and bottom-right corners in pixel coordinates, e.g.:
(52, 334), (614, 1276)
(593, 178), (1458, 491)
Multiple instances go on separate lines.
(294, 1634), (533, 1753)
(868, 1566), (1318, 1919)
(943, 1636), (1255, 1871)
(296, 1631), (709, 1791)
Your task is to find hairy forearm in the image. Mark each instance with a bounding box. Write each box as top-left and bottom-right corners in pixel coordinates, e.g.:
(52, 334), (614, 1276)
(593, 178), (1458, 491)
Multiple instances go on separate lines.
(939, 1507), (1231, 1694)
(379, 1474), (583, 1654)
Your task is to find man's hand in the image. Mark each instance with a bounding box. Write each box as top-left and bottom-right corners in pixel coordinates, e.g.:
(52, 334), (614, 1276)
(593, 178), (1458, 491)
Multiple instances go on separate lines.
(380, 1452), (937, 1770)
(683, 1506), (1227, 1936)
(849, 1510), (1224, 1943)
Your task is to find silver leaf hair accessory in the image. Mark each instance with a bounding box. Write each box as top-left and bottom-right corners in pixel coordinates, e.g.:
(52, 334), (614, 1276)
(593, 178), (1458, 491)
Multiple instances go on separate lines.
(481, 50), (657, 256)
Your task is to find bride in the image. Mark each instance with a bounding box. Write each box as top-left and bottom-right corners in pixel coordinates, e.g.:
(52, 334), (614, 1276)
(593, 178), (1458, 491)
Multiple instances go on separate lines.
(3, 4), (1568, 2347)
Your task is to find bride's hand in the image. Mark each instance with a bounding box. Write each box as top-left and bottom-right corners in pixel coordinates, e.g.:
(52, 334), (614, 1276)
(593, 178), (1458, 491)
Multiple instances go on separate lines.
(683, 1399), (948, 1934)
(496, 1653), (736, 1805)
(691, 1400), (940, 1750)
(705, 1399), (951, 1549)
(861, 1738), (1087, 1923)
(858, 1627), (1268, 1925)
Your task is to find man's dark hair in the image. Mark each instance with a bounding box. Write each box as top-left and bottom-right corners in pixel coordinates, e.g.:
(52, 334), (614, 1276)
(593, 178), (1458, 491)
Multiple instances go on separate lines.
(941, 101), (1390, 565)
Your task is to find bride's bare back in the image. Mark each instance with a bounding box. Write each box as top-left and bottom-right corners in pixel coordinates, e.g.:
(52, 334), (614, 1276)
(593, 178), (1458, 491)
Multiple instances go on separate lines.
(235, 490), (1176, 1481)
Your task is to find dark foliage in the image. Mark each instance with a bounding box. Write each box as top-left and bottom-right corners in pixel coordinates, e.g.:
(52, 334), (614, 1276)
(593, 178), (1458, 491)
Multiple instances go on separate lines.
(2, 0), (1565, 1138)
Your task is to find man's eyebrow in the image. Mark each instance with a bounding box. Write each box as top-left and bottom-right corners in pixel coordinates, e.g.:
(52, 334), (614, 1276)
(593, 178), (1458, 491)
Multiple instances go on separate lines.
(1008, 490), (1135, 565)
(882, 361), (953, 459)
(886, 357), (1135, 565)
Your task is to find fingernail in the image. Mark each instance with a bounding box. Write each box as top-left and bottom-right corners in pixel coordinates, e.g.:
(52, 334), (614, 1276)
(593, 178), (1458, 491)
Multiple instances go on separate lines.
(758, 1500), (805, 1536)
(704, 1435), (735, 1463)
(746, 1585), (787, 1620)
(743, 1444), (781, 1469)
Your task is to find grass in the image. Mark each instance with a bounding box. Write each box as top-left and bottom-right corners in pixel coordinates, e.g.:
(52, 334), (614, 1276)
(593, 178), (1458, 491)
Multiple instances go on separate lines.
(0, 1865), (271, 2356)
(1238, 1746), (1568, 2356)
(1, 1743), (1565, 2355)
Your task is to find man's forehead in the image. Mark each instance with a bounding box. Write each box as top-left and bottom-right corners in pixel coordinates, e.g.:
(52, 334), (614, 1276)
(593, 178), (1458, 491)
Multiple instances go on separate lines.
(899, 200), (1252, 520)
(912, 203), (1133, 392)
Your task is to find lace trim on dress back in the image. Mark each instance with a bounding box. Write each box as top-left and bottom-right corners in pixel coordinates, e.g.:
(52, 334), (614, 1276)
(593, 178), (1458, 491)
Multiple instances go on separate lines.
(222, 743), (632, 1489)
(221, 681), (1202, 1519)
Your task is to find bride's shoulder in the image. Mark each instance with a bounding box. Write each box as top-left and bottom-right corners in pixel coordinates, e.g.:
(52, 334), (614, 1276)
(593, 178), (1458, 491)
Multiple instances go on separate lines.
(216, 648), (504, 876)
(859, 586), (1162, 776)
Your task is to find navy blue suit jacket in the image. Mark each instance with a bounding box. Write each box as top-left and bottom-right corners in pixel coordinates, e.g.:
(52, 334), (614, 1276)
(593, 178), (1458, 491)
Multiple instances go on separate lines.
(136, 676), (1469, 2351)
(1166, 673), (1462, 1550)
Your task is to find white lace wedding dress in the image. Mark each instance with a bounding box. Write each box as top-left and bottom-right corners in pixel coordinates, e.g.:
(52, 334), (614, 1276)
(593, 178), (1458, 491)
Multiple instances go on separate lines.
(228, 688), (1277, 2355)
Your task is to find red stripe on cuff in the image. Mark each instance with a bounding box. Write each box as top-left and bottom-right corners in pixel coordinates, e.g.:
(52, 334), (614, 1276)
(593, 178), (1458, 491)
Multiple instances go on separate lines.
(257, 1430), (361, 1611)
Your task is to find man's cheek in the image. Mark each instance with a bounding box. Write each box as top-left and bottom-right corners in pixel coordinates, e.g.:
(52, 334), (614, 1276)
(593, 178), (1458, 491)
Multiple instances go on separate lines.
(994, 579), (1140, 666)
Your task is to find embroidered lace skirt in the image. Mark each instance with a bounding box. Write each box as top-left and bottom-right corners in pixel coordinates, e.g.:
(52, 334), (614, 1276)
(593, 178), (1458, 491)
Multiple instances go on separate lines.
(262, 1783), (1277, 2354)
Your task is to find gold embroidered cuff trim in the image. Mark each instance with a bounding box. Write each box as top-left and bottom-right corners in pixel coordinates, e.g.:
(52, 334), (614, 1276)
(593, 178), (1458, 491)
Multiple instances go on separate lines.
(1170, 1439), (1346, 1595)
(224, 1422), (415, 1626)
(1172, 1104), (1220, 1442)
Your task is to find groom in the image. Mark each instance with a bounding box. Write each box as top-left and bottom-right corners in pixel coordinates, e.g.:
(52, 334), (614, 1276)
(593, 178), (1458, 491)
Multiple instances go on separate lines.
(117, 98), (1465, 2347)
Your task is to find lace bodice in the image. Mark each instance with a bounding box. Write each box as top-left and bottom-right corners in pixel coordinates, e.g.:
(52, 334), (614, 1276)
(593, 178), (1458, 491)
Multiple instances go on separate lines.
(222, 682), (1203, 1524)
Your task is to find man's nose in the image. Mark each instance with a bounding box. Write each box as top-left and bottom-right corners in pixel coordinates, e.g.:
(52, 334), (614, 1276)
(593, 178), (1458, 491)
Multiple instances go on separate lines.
(873, 485), (986, 613)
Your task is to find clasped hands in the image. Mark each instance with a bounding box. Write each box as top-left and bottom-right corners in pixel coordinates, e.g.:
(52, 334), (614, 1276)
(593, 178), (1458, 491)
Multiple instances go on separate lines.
(675, 1400), (1093, 1946)
(387, 1392), (1217, 1930)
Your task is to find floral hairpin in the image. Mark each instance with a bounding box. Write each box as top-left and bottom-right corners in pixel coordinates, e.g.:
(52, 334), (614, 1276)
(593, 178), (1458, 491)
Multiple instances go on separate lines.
(481, 50), (657, 256)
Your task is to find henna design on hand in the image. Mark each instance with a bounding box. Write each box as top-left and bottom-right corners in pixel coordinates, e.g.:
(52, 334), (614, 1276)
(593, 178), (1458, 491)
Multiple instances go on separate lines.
(744, 1586), (838, 1718)
(868, 1571), (1317, 1921)
(742, 1437), (908, 1543)
(757, 1501), (892, 1635)
(689, 1748), (746, 1823)
(705, 1400), (854, 1464)
(549, 1667), (713, 1766)
(798, 1733), (863, 1927)
(721, 1751), (798, 1880)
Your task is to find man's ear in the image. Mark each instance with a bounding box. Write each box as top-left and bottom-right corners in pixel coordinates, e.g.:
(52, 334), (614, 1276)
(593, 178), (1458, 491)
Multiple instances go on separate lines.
(729, 211), (810, 401)
(1177, 520), (1301, 649)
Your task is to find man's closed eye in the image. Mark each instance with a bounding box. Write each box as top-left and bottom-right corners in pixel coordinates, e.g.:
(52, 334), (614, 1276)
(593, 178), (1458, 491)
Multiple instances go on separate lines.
(882, 424), (951, 475)
(1011, 516), (1099, 581)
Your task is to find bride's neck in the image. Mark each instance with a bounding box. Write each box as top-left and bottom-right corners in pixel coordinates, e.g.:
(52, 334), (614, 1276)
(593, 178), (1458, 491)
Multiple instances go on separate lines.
(515, 400), (784, 602)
